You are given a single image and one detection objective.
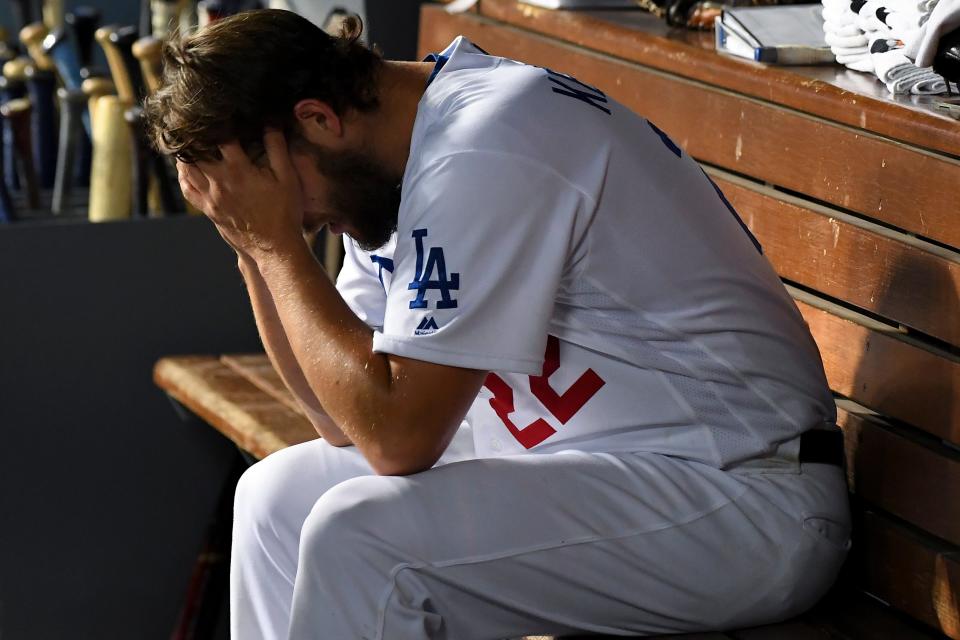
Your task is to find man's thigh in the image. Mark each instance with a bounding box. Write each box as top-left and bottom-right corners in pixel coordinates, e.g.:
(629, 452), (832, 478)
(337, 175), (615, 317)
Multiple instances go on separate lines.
(291, 449), (848, 639)
(234, 420), (476, 538)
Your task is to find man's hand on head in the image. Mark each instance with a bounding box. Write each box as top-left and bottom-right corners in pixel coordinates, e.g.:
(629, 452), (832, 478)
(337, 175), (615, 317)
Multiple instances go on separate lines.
(176, 130), (306, 257)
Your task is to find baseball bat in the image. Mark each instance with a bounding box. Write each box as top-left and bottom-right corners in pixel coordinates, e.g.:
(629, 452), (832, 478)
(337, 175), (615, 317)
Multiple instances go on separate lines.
(51, 86), (86, 213)
(125, 104), (150, 217)
(151, 0), (179, 39)
(1, 98), (40, 209)
(81, 76), (113, 196)
(88, 94), (132, 222)
(0, 86), (15, 222)
(176, 0), (198, 36)
(42, 0), (64, 32)
(81, 76), (114, 124)
(134, 37), (195, 217)
(95, 25), (141, 106)
(41, 28), (80, 88)
(19, 22), (55, 72)
(65, 6), (100, 70)
(41, 27), (92, 139)
(45, 26), (94, 189)
(8, 0), (39, 32)
(0, 164), (16, 221)
(20, 23), (58, 189)
(139, 0), (151, 40)
(23, 63), (57, 188)
(0, 43), (16, 215)
(1, 58), (28, 193)
(108, 26), (146, 102)
(132, 36), (162, 95)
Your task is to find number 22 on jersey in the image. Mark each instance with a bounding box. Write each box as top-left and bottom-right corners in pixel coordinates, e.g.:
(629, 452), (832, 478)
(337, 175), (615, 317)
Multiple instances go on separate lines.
(484, 335), (606, 449)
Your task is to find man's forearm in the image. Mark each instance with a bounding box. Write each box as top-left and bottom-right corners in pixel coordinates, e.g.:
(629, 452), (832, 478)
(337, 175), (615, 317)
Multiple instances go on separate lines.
(237, 251), (353, 446)
(248, 238), (480, 476)
(249, 241), (397, 449)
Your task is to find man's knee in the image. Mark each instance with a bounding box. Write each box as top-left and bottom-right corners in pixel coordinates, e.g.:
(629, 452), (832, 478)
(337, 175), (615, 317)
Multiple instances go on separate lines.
(299, 474), (408, 559)
(234, 455), (295, 537)
(233, 443), (335, 538)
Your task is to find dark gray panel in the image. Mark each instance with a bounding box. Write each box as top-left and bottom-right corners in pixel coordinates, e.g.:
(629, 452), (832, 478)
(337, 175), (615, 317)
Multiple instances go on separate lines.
(0, 216), (260, 639)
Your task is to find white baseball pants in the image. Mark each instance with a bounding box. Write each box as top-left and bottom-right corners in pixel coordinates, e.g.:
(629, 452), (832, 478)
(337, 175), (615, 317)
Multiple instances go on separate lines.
(230, 425), (850, 639)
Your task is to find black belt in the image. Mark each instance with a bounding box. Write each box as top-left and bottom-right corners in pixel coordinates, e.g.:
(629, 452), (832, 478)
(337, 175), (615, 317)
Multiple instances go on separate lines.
(798, 429), (845, 467)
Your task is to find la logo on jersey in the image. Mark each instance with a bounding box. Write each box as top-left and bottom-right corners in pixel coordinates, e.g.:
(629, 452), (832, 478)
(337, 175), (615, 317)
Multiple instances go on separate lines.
(408, 228), (459, 310)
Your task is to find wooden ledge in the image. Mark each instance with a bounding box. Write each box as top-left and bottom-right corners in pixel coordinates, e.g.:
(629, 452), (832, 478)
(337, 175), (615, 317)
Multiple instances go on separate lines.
(465, 1), (960, 158)
(154, 355), (317, 460)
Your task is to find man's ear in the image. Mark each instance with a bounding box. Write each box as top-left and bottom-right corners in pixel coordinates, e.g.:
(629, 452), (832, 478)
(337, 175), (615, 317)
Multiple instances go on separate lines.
(293, 99), (343, 144)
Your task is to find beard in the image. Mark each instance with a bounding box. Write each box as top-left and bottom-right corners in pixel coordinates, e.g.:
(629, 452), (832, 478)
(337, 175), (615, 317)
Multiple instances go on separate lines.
(305, 143), (402, 252)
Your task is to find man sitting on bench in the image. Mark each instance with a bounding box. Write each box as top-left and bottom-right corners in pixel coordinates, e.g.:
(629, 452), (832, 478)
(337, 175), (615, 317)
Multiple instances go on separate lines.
(145, 9), (850, 640)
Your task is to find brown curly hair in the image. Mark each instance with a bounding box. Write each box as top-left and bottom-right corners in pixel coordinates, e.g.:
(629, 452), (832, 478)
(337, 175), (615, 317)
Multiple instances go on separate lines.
(144, 9), (383, 164)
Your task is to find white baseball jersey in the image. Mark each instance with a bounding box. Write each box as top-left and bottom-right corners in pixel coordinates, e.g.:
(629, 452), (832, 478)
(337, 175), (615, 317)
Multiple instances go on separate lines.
(336, 36), (835, 468)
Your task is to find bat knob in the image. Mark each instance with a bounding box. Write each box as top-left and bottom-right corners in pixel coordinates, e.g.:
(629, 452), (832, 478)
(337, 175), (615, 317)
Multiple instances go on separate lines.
(19, 22), (48, 49)
(1, 96), (31, 118)
(66, 6), (103, 69)
(3, 57), (31, 82)
(108, 25), (140, 48)
(19, 22), (56, 71)
(81, 76), (116, 99)
(95, 24), (123, 47)
(132, 36), (162, 61)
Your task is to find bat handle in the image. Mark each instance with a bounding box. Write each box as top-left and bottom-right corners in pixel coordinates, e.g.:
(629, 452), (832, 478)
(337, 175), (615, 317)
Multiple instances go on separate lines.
(88, 94), (132, 222)
(52, 86), (85, 214)
(66, 7), (101, 70)
(43, 0), (65, 31)
(124, 104), (149, 217)
(2, 98), (41, 210)
(0, 117), (15, 221)
(150, 0), (179, 39)
(132, 36), (162, 95)
(153, 155), (182, 215)
(25, 65), (57, 188)
(0, 176), (15, 221)
(0, 82), (23, 192)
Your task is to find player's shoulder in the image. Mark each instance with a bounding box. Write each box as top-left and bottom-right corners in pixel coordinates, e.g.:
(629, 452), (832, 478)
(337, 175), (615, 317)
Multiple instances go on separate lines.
(417, 38), (549, 144)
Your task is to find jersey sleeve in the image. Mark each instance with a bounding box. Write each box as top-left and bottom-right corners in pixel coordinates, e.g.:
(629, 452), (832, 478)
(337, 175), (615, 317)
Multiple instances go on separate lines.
(371, 151), (584, 375)
(335, 236), (391, 331)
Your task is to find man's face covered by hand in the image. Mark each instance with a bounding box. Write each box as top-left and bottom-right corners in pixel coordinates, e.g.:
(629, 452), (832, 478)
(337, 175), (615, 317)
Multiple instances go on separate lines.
(291, 139), (402, 252)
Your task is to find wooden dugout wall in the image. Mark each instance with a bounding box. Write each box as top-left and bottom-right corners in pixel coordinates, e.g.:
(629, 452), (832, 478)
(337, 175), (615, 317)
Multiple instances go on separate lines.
(418, 3), (960, 637)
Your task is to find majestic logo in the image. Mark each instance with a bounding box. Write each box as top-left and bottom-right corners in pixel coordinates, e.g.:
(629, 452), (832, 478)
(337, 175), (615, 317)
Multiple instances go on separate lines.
(414, 317), (440, 336)
(408, 228), (459, 310)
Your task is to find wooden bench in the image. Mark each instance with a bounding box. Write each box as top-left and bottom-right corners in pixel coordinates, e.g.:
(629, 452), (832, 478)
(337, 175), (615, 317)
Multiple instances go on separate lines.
(155, 2), (960, 638)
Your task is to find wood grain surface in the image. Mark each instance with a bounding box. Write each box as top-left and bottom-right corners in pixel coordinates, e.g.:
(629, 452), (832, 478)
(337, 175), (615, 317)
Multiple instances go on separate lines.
(419, 8), (960, 249)
(153, 356), (317, 460)
(797, 299), (960, 446)
(856, 510), (960, 639)
(838, 407), (960, 546)
(711, 169), (960, 346)
(220, 353), (302, 415)
(472, 1), (960, 158)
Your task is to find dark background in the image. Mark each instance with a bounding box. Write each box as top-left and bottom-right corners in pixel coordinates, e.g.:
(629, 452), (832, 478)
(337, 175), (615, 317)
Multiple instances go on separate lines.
(0, 1), (430, 636)
(0, 216), (261, 639)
